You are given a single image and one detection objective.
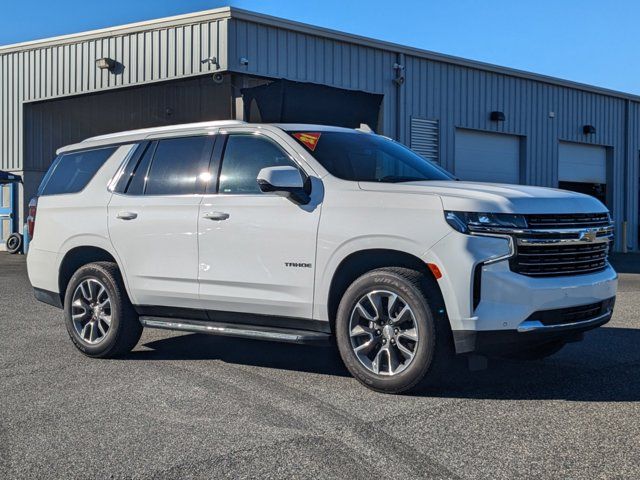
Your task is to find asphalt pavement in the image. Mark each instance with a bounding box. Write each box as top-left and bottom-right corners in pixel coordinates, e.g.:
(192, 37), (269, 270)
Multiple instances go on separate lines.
(1, 252), (639, 479)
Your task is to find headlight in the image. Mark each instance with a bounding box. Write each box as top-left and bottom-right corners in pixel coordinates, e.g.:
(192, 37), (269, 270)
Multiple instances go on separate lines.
(445, 211), (527, 234)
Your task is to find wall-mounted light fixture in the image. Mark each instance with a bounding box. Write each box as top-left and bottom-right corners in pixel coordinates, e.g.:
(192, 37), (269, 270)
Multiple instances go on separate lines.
(583, 124), (596, 135)
(239, 57), (249, 66)
(201, 56), (220, 69)
(490, 111), (506, 121)
(95, 57), (116, 72)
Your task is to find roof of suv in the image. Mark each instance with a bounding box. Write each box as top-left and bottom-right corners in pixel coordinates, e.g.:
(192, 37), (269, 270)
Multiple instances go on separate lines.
(58, 121), (362, 154)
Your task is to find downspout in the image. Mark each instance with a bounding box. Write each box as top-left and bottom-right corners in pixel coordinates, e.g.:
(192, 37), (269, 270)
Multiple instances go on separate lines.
(623, 98), (630, 253)
(393, 53), (406, 143)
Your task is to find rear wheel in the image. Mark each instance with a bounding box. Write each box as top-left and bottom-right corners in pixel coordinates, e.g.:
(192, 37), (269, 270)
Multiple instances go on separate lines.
(335, 267), (452, 394)
(64, 262), (142, 358)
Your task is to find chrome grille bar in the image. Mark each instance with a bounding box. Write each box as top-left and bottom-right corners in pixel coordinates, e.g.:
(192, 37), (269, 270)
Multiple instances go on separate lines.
(510, 213), (613, 277)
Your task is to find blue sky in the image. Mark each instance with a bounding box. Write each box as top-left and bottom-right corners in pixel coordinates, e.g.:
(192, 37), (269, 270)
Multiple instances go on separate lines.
(2, 0), (638, 94)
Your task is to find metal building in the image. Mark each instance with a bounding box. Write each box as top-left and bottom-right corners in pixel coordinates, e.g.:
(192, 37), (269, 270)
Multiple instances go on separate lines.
(0, 6), (638, 251)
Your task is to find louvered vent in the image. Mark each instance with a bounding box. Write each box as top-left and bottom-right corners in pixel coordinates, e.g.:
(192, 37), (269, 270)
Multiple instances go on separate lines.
(410, 118), (439, 162)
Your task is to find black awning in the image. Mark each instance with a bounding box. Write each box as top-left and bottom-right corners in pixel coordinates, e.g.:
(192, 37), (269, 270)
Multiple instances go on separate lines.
(241, 79), (383, 131)
(0, 171), (22, 184)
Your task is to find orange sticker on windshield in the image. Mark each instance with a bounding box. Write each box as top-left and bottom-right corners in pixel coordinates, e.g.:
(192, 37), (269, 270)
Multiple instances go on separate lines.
(293, 132), (321, 151)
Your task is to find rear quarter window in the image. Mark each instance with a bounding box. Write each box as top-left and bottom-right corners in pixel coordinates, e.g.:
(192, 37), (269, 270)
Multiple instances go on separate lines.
(39, 147), (117, 196)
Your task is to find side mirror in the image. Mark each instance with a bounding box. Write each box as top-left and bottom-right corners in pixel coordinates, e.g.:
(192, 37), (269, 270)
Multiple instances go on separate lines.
(257, 166), (310, 204)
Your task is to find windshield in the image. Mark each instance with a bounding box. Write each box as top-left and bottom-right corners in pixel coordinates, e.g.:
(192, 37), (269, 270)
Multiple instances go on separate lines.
(288, 131), (453, 182)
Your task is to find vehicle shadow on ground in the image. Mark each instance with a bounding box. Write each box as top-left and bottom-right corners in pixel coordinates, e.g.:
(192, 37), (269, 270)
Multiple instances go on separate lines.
(132, 326), (640, 402)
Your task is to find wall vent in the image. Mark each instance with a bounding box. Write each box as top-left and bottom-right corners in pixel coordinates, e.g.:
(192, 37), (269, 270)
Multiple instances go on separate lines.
(410, 117), (439, 162)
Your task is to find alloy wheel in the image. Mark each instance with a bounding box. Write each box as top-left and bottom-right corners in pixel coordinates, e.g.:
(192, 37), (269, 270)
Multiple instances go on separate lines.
(71, 278), (112, 345)
(349, 290), (419, 376)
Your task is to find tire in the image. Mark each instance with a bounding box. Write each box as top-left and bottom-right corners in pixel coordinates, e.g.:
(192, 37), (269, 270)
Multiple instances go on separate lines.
(64, 261), (142, 358)
(6, 233), (22, 254)
(335, 267), (453, 394)
(502, 340), (566, 361)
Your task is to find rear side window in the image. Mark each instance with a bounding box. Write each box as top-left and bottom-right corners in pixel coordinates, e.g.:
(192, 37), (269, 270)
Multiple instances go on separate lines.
(111, 142), (151, 194)
(126, 136), (214, 196)
(120, 142), (157, 195)
(39, 147), (117, 196)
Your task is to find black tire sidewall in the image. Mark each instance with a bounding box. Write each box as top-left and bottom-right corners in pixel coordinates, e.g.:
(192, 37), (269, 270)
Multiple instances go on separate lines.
(336, 270), (436, 393)
(64, 264), (125, 357)
(6, 233), (22, 254)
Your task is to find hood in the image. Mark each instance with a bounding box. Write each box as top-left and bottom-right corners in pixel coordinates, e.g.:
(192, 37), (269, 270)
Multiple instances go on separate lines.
(358, 180), (608, 214)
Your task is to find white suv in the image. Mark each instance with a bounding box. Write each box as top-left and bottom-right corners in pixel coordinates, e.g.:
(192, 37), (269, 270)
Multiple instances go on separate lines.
(27, 121), (618, 393)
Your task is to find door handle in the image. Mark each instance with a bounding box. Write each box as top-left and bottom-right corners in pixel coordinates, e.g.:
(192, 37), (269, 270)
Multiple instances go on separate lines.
(202, 211), (230, 221)
(116, 211), (138, 220)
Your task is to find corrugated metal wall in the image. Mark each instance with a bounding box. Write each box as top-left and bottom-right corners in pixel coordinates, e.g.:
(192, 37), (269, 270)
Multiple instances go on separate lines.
(400, 57), (636, 249)
(0, 11), (638, 250)
(0, 15), (229, 172)
(227, 17), (640, 250)
(227, 18), (398, 137)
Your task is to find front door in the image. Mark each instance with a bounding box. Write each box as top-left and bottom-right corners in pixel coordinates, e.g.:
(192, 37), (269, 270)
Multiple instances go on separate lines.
(108, 136), (215, 309)
(198, 130), (322, 319)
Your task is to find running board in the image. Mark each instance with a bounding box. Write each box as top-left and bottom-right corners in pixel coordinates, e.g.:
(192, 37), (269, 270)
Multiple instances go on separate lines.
(139, 316), (331, 346)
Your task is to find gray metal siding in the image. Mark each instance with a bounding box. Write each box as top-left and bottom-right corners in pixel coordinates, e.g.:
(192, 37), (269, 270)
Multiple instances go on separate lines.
(0, 17), (229, 172)
(226, 16), (639, 250)
(227, 18), (398, 137)
(401, 56), (635, 250)
(627, 102), (640, 251)
(1, 10), (639, 250)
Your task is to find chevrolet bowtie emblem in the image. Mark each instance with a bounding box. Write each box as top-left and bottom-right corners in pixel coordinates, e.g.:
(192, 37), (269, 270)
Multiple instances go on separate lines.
(579, 229), (598, 243)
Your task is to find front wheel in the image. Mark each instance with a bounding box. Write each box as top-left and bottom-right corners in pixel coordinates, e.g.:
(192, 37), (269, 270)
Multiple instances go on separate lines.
(64, 262), (142, 358)
(335, 267), (451, 394)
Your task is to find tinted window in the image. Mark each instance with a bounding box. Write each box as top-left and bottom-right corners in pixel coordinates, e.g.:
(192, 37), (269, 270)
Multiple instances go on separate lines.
(112, 142), (150, 194)
(39, 147), (117, 196)
(144, 136), (214, 195)
(123, 142), (156, 195)
(219, 135), (297, 194)
(289, 131), (452, 182)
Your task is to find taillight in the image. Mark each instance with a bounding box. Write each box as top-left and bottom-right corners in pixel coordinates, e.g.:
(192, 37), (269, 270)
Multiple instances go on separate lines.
(27, 197), (38, 239)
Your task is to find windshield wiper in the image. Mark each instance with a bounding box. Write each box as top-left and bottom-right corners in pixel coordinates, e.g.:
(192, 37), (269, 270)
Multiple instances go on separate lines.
(378, 175), (429, 183)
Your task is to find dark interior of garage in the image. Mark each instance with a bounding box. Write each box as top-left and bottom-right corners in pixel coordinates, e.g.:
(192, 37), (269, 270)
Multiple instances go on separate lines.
(23, 75), (234, 173)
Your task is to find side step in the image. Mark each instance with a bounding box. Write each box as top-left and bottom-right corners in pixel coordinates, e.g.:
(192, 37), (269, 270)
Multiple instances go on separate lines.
(139, 316), (331, 346)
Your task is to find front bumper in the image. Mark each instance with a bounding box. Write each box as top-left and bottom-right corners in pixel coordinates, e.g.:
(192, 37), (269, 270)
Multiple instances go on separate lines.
(453, 296), (615, 355)
(428, 232), (618, 354)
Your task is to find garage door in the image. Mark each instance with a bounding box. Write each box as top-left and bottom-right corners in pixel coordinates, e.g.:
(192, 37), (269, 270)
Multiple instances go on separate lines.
(558, 142), (607, 184)
(454, 129), (520, 183)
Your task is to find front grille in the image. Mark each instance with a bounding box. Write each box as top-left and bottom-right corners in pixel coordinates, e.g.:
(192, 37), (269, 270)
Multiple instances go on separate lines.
(509, 213), (613, 277)
(525, 212), (610, 228)
(526, 298), (615, 326)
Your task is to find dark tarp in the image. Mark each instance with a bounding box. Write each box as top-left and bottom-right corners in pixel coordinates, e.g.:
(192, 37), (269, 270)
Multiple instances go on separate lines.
(241, 79), (383, 131)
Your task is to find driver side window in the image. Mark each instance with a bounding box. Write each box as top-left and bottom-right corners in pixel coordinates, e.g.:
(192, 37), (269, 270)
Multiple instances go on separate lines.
(219, 134), (297, 194)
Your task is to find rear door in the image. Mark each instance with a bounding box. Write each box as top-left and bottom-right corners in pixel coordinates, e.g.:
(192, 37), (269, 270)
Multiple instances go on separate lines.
(197, 128), (322, 319)
(108, 135), (215, 309)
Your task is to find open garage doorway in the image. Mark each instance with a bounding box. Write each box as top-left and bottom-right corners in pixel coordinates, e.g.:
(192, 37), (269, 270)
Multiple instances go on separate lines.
(23, 75), (234, 187)
(558, 141), (611, 207)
